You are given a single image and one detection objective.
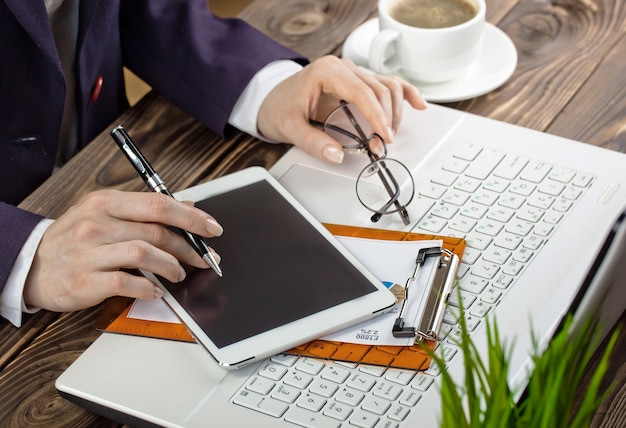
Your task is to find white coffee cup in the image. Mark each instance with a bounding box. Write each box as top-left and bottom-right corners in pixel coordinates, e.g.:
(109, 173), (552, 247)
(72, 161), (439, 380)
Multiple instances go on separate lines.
(369, 0), (486, 83)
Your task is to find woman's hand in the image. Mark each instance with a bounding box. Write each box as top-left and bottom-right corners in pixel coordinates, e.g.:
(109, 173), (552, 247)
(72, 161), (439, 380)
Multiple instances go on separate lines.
(258, 56), (427, 163)
(23, 190), (223, 312)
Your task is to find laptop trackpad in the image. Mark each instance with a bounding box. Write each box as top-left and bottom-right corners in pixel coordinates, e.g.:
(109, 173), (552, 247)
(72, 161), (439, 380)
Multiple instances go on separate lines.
(278, 164), (374, 226)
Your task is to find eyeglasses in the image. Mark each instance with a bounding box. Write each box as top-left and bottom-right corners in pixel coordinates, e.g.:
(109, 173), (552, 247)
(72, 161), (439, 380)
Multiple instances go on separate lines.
(311, 101), (415, 225)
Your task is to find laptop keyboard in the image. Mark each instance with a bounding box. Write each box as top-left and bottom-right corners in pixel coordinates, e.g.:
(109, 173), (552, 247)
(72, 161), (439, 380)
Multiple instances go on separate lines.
(416, 143), (593, 341)
(232, 142), (594, 427)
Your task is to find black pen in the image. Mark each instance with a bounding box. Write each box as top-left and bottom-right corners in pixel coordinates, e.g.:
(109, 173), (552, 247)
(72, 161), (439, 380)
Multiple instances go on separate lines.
(110, 125), (223, 277)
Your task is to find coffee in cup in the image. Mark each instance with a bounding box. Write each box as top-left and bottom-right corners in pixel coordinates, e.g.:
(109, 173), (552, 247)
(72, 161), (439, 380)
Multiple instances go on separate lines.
(389, 0), (478, 29)
(369, 0), (486, 83)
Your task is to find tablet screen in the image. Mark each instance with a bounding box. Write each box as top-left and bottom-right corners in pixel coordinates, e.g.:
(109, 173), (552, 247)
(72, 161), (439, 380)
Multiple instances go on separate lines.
(158, 180), (380, 349)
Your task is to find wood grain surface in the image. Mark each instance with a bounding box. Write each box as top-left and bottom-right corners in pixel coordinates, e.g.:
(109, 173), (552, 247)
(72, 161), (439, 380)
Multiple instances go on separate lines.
(1, 0), (625, 426)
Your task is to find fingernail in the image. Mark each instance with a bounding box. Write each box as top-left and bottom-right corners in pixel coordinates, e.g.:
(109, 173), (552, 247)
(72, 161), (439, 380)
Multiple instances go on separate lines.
(153, 286), (163, 299)
(207, 218), (223, 236)
(323, 145), (344, 164)
(178, 265), (187, 281)
(387, 126), (395, 143)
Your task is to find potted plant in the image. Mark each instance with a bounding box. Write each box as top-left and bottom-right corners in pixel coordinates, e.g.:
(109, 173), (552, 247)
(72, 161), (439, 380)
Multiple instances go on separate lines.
(425, 307), (618, 427)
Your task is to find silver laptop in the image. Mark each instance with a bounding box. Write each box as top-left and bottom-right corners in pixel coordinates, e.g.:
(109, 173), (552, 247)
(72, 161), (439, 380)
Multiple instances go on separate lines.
(56, 103), (626, 427)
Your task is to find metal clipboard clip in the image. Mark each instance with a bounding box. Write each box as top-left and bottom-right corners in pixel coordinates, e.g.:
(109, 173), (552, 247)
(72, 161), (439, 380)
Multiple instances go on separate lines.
(392, 246), (459, 341)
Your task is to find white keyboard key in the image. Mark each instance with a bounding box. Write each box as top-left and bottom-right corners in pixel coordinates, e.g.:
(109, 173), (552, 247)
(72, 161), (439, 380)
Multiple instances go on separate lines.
(454, 176), (481, 193)
(448, 289), (477, 308)
(520, 161), (552, 183)
(465, 232), (492, 250)
(385, 369), (416, 386)
(483, 176), (509, 193)
(449, 216), (477, 233)
(418, 215), (446, 233)
(563, 186), (583, 200)
(472, 261), (500, 279)
(285, 407), (340, 428)
(443, 190), (471, 206)
(347, 373), (376, 392)
(573, 173), (594, 187)
(233, 390), (288, 418)
(553, 198), (573, 212)
(388, 404), (411, 422)
(442, 157), (469, 174)
(461, 247), (481, 264)
(527, 193), (555, 209)
(335, 387), (365, 406)
(469, 302), (492, 318)
(399, 390), (421, 407)
(411, 374), (434, 391)
(454, 143), (482, 161)
(419, 183), (447, 199)
(246, 376), (275, 395)
(493, 155), (528, 180)
(549, 167), (576, 183)
(493, 273), (513, 289)
(471, 189), (500, 206)
(481, 287), (502, 304)
(359, 365), (387, 377)
(512, 247), (534, 263)
(431, 202), (459, 219)
(487, 206), (515, 222)
(509, 180), (536, 196)
(533, 223), (554, 237)
(494, 232), (523, 250)
(373, 382), (403, 401)
(543, 211), (563, 224)
(284, 371), (313, 389)
(297, 393), (327, 412)
(296, 358), (325, 375)
(460, 202), (489, 219)
(362, 396), (392, 415)
(498, 193), (525, 209)
(523, 235), (544, 250)
(538, 181), (565, 196)
(259, 362), (288, 380)
(465, 149), (505, 180)
(464, 315), (482, 331)
(506, 219), (533, 236)
(459, 275), (488, 294)
(476, 220), (503, 237)
(517, 206), (544, 223)
(321, 365), (350, 384)
(324, 400), (353, 421)
(502, 260), (524, 276)
(310, 379), (339, 398)
(483, 248), (512, 265)
(272, 384), (301, 403)
(349, 410), (380, 428)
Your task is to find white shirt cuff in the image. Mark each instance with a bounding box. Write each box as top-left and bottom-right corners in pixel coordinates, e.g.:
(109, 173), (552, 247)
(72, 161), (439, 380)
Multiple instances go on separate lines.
(228, 60), (303, 141)
(0, 219), (54, 327)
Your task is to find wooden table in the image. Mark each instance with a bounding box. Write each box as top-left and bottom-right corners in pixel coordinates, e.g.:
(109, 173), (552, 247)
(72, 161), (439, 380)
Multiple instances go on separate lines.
(2, 0), (625, 426)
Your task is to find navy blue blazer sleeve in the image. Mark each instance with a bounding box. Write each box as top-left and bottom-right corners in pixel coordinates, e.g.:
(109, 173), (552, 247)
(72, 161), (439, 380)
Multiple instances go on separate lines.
(119, 0), (308, 137)
(0, 203), (44, 292)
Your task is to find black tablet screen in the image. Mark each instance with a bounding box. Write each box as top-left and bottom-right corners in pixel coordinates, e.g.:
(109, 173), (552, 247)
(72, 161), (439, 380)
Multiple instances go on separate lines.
(158, 180), (378, 348)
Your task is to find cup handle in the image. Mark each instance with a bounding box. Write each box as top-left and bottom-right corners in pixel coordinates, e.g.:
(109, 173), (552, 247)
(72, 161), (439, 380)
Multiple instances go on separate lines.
(369, 29), (402, 74)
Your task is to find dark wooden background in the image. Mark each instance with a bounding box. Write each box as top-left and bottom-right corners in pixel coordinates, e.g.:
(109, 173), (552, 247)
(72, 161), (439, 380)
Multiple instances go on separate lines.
(1, 0), (625, 426)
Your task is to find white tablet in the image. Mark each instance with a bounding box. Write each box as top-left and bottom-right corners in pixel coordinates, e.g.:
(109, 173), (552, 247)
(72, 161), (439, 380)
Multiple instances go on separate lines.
(142, 166), (395, 369)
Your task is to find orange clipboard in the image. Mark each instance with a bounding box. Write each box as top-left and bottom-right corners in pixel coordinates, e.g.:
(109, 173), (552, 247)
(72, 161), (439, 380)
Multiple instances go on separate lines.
(96, 224), (465, 371)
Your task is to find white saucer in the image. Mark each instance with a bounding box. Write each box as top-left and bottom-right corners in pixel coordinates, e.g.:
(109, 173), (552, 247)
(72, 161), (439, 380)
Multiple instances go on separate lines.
(342, 18), (518, 103)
